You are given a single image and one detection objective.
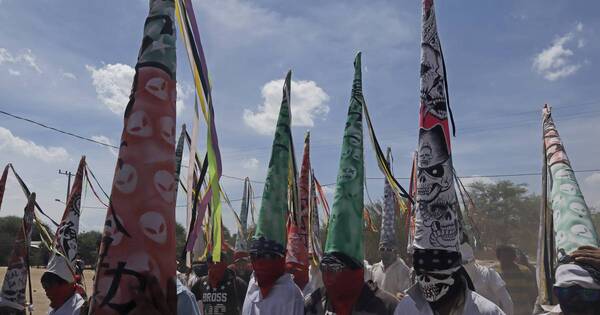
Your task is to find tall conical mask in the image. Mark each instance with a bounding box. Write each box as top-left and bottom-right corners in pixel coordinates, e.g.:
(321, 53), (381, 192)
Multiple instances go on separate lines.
(413, 0), (461, 271)
(234, 177), (251, 259)
(543, 106), (599, 258)
(252, 70), (294, 254)
(323, 52), (365, 266)
(52, 156), (86, 265)
(90, 0), (177, 313)
(379, 148), (398, 251)
(0, 193), (35, 311)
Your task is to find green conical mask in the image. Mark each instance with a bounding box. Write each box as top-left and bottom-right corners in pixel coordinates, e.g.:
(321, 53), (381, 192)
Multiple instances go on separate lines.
(324, 53), (365, 265)
(252, 70), (294, 254)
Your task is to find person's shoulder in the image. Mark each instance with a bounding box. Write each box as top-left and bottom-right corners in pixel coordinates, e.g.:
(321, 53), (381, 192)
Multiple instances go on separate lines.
(304, 287), (325, 313)
(469, 290), (506, 315)
(393, 294), (419, 314)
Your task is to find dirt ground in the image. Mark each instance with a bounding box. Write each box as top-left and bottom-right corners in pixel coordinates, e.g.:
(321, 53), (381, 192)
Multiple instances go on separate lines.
(0, 266), (94, 315)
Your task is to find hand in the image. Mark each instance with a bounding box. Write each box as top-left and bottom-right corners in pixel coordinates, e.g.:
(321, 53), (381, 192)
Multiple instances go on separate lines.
(130, 273), (177, 315)
(396, 292), (406, 300)
(571, 246), (600, 270)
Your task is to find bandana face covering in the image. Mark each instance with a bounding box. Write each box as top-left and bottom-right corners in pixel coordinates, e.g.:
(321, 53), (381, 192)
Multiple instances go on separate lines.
(251, 255), (285, 298)
(286, 262), (309, 289)
(208, 261), (228, 288)
(322, 268), (364, 315)
(417, 271), (455, 302)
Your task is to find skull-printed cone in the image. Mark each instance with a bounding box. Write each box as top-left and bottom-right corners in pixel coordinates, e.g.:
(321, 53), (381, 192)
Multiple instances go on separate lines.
(543, 105), (599, 258)
(0, 193), (35, 311)
(251, 70), (293, 254)
(379, 148), (398, 251)
(51, 156), (85, 266)
(89, 0), (177, 313)
(413, 0), (461, 271)
(323, 52), (365, 266)
(233, 177), (251, 260)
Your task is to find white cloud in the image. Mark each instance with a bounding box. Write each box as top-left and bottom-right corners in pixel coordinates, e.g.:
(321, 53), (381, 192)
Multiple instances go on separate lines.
(86, 63), (135, 114)
(91, 135), (118, 157)
(0, 127), (69, 162)
(87, 63), (188, 115)
(8, 69), (20, 76)
(583, 172), (600, 210)
(242, 158), (259, 170)
(459, 176), (495, 188)
(533, 23), (585, 81)
(243, 79), (329, 135)
(0, 48), (42, 73)
(62, 71), (77, 80)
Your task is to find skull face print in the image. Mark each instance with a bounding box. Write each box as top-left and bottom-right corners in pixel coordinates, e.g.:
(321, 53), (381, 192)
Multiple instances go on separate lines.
(417, 272), (454, 302)
(420, 43), (447, 120)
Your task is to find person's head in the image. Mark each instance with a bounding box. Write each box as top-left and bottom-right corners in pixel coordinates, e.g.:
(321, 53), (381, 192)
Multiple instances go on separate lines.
(320, 252), (364, 313)
(249, 237), (286, 297)
(495, 245), (516, 265)
(191, 261), (208, 278)
(554, 263), (600, 315)
(207, 255), (229, 287)
(40, 272), (74, 309)
(412, 248), (464, 304)
(379, 247), (397, 267)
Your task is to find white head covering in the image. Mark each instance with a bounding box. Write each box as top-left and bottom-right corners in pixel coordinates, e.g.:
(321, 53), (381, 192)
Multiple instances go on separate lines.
(45, 255), (75, 283)
(460, 243), (475, 264)
(554, 263), (600, 290)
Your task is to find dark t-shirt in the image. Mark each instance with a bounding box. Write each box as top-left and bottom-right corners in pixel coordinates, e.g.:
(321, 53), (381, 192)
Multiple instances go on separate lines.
(191, 269), (248, 315)
(305, 280), (399, 315)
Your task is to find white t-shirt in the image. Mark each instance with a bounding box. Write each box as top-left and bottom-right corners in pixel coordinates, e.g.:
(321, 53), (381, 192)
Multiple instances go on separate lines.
(242, 273), (304, 315)
(303, 264), (324, 297)
(48, 293), (85, 315)
(464, 262), (513, 315)
(394, 285), (505, 315)
(371, 258), (411, 296)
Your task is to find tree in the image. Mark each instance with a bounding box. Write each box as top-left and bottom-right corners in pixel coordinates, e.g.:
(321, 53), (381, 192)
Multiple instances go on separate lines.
(78, 231), (102, 267)
(0, 216), (52, 266)
(467, 180), (540, 257)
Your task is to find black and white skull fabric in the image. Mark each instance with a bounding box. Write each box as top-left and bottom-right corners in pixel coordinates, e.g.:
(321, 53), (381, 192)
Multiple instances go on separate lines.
(414, 126), (459, 251)
(0, 194), (35, 310)
(416, 268), (457, 302)
(379, 149), (398, 251)
(54, 157), (85, 264)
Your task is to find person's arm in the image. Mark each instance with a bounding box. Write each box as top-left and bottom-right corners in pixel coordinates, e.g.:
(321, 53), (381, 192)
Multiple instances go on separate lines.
(571, 245), (600, 269)
(487, 268), (513, 315)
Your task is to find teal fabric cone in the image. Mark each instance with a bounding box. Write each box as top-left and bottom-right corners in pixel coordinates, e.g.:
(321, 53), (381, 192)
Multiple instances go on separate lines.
(543, 106), (599, 259)
(252, 70), (294, 254)
(324, 53), (365, 265)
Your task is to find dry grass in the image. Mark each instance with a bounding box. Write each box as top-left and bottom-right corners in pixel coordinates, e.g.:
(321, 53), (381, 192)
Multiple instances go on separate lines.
(0, 266), (94, 315)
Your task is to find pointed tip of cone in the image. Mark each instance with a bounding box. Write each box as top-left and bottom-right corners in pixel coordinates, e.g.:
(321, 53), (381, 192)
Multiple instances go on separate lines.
(286, 69), (292, 80)
(354, 52), (362, 67)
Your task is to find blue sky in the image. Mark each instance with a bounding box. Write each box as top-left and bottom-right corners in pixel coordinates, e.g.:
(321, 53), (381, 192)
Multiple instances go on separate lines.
(0, 0), (599, 234)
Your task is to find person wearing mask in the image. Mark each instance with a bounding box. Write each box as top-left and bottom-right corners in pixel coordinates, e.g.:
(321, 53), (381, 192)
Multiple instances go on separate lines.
(371, 148), (412, 298)
(461, 243), (513, 315)
(536, 107), (600, 315)
(41, 256), (85, 315)
(241, 71), (304, 315)
(304, 53), (399, 315)
(394, 3), (503, 312)
(192, 255), (248, 315)
(493, 245), (537, 315)
(372, 249), (411, 299)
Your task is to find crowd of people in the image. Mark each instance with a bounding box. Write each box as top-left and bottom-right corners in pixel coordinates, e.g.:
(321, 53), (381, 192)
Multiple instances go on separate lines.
(0, 0), (599, 314)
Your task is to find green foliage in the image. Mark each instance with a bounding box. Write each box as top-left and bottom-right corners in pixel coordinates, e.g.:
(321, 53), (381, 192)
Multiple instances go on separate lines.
(467, 180), (540, 257)
(78, 230), (102, 267)
(0, 216), (51, 266)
